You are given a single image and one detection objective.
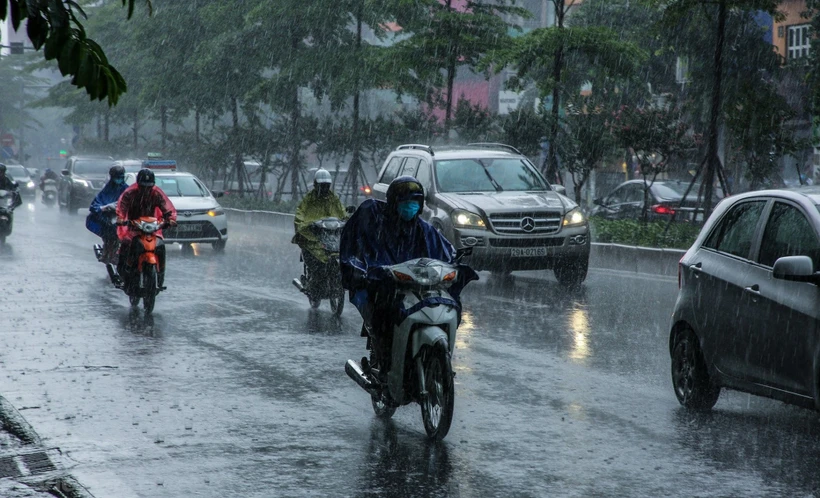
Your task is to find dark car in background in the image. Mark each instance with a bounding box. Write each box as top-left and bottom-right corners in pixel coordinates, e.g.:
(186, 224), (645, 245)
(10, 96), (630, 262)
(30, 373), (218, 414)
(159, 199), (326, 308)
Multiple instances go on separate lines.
(58, 156), (115, 214)
(670, 188), (820, 412)
(4, 163), (36, 200)
(591, 179), (723, 222)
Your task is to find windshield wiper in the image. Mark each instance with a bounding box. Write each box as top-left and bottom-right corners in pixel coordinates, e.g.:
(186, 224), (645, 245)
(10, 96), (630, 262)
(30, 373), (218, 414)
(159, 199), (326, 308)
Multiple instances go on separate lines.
(478, 160), (503, 192)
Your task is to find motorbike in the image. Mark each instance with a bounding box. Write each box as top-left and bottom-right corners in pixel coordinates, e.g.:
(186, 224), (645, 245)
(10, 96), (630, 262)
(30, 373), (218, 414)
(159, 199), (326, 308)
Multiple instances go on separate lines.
(41, 179), (57, 207)
(292, 217), (346, 317)
(0, 189), (20, 245)
(92, 202), (121, 285)
(117, 216), (167, 313)
(345, 251), (476, 440)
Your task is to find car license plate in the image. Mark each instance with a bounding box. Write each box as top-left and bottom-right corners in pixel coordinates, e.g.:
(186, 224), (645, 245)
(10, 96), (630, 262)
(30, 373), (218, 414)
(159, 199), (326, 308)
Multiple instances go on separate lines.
(176, 224), (200, 233)
(510, 247), (548, 257)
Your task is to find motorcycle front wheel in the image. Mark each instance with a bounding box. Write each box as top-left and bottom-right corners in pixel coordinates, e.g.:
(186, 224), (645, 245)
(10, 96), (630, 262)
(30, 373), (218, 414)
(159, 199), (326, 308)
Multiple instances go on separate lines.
(143, 265), (158, 313)
(420, 342), (455, 440)
(329, 289), (345, 317)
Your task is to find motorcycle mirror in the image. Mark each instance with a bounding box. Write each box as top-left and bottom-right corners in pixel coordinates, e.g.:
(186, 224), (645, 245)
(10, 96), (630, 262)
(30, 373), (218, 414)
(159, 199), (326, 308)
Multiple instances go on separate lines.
(345, 205), (356, 215)
(61, 170), (70, 176)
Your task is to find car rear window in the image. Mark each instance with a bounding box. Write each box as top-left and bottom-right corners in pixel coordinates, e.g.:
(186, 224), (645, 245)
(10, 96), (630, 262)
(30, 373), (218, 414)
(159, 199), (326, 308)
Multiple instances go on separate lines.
(435, 158), (548, 193)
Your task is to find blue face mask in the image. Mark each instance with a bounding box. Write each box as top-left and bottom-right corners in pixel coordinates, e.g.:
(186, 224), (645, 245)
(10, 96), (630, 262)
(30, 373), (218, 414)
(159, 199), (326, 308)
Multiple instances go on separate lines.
(397, 200), (420, 221)
(113, 177), (125, 185)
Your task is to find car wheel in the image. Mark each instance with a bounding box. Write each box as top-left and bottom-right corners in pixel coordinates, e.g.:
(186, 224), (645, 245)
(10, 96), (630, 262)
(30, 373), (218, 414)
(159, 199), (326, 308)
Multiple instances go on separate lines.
(554, 257), (588, 287)
(671, 330), (720, 411)
(212, 240), (226, 253)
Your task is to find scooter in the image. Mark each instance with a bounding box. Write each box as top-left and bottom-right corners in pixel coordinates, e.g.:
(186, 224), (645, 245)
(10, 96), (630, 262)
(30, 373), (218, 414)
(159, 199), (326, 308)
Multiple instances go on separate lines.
(41, 179), (57, 207)
(0, 189), (20, 245)
(345, 252), (477, 440)
(292, 217), (346, 317)
(93, 202), (121, 285)
(118, 217), (167, 313)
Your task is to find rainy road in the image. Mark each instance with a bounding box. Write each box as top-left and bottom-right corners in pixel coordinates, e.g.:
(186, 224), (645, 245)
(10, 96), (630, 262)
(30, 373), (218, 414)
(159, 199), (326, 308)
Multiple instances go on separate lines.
(3, 204), (820, 497)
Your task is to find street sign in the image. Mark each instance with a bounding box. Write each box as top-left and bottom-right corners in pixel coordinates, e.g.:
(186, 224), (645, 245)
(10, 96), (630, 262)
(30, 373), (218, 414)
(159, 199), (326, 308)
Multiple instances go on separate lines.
(1, 146), (15, 159)
(0, 134), (14, 147)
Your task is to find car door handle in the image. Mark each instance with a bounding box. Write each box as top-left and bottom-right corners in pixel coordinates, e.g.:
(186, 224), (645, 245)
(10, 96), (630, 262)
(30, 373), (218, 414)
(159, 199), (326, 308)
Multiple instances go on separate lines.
(744, 284), (761, 301)
(689, 262), (703, 276)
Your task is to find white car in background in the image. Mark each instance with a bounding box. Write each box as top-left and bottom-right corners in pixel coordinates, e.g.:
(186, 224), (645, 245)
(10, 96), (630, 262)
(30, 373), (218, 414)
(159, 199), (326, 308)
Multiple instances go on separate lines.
(126, 163), (228, 251)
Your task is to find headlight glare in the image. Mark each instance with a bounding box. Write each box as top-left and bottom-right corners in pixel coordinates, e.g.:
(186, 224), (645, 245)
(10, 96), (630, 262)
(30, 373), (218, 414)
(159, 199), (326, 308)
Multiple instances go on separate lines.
(452, 210), (486, 229)
(563, 208), (586, 227)
(208, 209), (225, 217)
(26, 181), (34, 188)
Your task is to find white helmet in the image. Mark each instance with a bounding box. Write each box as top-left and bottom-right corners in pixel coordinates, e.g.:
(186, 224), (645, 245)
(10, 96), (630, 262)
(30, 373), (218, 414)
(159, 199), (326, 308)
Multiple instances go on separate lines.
(314, 169), (332, 185)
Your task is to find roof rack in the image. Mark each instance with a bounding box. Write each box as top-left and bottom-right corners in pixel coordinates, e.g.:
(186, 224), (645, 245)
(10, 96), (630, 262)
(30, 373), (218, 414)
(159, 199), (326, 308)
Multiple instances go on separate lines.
(466, 143), (522, 155)
(397, 144), (435, 156)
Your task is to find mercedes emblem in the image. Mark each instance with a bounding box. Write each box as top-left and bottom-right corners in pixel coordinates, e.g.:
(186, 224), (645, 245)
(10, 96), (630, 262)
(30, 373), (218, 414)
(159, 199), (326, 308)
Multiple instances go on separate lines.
(521, 217), (536, 232)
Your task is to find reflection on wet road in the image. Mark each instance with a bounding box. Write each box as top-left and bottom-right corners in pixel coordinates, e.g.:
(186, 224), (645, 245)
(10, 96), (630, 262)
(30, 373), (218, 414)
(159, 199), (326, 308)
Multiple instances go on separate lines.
(2, 207), (820, 497)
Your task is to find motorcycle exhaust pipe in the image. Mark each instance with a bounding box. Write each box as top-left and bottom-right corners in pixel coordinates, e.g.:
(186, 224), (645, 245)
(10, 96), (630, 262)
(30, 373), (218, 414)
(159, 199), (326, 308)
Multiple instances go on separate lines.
(345, 359), (376, 393)
(292, 278), (306, 293)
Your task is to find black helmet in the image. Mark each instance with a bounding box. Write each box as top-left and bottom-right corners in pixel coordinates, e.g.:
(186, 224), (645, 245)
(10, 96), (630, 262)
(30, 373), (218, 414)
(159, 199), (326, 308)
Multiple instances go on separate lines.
(386, 176), (425, 211)
(136, 168), (155, 188)
(109, 165), (126, 180)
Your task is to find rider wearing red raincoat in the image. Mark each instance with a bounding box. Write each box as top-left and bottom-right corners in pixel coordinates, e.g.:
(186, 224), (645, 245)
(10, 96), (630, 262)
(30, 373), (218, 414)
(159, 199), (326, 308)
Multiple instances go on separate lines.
(116, 169), (177, 289)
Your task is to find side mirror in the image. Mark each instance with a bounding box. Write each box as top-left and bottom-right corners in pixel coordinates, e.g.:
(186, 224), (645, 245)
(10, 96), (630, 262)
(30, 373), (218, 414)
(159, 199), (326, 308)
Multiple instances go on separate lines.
(773, 255), (817, 283)
(455, 247), (473, 262)
(552, 184), (567, 195)
(345, 205), (357, 215)
(211, 190), (224, 198)
(61, 169), (70, 176)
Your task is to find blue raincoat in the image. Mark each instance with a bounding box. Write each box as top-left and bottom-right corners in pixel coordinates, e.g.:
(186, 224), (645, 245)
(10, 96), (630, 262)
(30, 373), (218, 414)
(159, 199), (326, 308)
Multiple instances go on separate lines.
(86, 181), (127, 238)
(340, 198), (477, 316)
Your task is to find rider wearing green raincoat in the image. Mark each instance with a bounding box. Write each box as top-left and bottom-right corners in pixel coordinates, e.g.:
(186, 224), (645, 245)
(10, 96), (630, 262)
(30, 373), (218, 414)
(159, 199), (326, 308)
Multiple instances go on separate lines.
(292, 169), (347, 271)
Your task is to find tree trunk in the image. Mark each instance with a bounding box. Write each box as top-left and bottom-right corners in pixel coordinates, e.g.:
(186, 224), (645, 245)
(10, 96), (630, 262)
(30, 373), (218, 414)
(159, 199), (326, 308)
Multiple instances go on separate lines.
(444, 0), (456, 140)
(195, 107), (201, 144)
(290, 85), (301, 201)
(104, 110), (110, 142)
(96, 113), (102, 139)
(544, 3), (565, 185)
(703, 0), (726, 220)
(349, 3), (364, 204)
(231, 96), (245, 198)
(133, 109), (138, 152)
(160, 104), (168, 152)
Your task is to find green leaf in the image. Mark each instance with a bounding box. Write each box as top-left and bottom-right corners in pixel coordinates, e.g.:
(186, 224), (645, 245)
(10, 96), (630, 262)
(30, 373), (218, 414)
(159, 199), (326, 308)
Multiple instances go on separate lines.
(9, 0), (22, 31)
(26, 15), (48, 50)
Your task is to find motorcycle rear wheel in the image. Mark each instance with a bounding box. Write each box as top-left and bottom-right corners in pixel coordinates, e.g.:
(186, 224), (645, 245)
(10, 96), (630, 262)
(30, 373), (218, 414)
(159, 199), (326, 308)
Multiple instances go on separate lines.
(143, 265), (157, 313)
(420, 342), (455, 440)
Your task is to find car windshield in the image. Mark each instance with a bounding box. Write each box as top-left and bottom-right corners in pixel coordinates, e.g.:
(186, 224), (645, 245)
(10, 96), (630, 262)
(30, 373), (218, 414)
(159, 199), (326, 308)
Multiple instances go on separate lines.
(75, 159), (114, 175)
(435, 158), (549, 193)
(6, 165), (30, 180)
(156, 176), (210, 197)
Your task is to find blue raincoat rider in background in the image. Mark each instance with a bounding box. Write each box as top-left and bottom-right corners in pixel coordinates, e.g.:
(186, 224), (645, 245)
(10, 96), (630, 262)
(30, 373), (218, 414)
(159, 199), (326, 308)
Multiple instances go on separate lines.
(86, 165), (127, 264)
(340, 176), (477, 368)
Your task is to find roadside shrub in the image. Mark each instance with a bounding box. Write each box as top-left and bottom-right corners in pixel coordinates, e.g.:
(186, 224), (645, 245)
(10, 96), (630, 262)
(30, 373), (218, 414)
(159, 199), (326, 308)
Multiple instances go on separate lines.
(590, 216), (700, 249)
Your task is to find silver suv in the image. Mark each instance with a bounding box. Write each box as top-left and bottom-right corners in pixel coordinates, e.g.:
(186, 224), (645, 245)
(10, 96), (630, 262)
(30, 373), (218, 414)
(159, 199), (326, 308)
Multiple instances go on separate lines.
(372, 144), (590, 285)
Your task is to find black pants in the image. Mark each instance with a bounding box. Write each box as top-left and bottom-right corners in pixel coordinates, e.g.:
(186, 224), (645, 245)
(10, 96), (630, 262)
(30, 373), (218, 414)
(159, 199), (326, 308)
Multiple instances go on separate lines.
(302, 250), (335, 294)
(117, 238), (166, 289)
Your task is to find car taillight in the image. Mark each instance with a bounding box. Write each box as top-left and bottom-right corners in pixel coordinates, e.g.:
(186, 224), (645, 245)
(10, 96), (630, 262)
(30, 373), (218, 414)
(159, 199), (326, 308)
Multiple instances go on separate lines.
(652, 204), (676, 215)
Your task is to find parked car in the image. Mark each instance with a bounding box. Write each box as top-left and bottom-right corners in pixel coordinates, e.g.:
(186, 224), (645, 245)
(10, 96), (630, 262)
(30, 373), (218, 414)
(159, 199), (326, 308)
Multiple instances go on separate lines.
(371, 143), (590, 285)
(4, 163), (36, 200)
(58, 155), (115, 214)
(591, 179), (723, 222)
(670, 187), (820, 412)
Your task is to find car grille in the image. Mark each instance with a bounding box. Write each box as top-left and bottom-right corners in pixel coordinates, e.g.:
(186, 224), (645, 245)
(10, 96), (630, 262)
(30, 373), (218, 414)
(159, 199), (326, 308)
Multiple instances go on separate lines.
(489, 237), (564, 248)
(488, 211), (563, 235)
(163, 221), (221, 239)
(177, 209), (211, 217)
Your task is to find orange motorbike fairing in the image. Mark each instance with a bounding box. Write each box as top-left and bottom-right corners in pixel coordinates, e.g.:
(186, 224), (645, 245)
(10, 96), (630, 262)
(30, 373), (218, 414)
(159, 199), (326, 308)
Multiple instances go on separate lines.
(134, 217), (161, 272)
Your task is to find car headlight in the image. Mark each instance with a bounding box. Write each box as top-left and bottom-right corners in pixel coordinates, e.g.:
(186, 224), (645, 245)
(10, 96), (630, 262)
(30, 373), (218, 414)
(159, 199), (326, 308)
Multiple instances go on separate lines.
(208, 209), (225, 217)
(73, 179), (89, 188)
(563, 207), (586, 227)
(452, 209), (486, 229)
(26, 181), (34, 189)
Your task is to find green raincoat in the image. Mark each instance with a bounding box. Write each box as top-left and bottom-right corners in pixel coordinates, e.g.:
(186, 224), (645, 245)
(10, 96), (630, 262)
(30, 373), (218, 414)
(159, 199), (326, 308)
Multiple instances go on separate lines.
(292, 188), (347, 262)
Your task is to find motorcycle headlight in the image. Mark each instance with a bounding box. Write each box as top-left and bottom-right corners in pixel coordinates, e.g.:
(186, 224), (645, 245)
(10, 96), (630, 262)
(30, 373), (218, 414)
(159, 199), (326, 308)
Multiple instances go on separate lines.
(451, 210), (486, 230)
(207, 209), (225, 217)
(563, 207), (586, 227)
(26, 181), (34, 189)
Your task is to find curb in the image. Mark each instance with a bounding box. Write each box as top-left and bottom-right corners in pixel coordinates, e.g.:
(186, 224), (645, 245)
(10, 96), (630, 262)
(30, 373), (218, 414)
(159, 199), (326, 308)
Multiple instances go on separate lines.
(224, 208), (686, 277)
(0, 395), (95, 498)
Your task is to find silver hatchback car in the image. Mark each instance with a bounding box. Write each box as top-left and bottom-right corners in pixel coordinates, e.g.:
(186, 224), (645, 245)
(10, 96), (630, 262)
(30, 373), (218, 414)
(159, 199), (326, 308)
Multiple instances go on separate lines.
(670, 188), (820, 412)
(371, 144), (590, 286)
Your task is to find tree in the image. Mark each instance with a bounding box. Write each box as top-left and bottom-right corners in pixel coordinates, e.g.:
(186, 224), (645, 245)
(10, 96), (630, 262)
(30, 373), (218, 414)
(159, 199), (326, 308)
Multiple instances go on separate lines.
(451, 99), (499, 143)
(0, 0), (150, 105)
(647, 0), (783, 218)
(486, 16), (645, 184)
(394, 0), (527, 138)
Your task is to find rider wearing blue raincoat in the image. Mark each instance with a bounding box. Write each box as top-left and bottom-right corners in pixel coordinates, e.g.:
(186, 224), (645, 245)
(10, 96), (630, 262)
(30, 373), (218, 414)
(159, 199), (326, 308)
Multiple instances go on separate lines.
(86, 165), (127, 262)
(340, 176), (477, 364)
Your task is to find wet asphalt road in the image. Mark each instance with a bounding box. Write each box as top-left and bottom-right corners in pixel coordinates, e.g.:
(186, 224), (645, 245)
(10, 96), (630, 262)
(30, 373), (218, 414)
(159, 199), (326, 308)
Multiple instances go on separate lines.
(3, 202), (820, 497)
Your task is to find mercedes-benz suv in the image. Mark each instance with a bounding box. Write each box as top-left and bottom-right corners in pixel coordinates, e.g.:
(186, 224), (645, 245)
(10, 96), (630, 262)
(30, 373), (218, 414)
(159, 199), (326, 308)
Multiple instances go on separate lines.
(371, 144), (590, 285)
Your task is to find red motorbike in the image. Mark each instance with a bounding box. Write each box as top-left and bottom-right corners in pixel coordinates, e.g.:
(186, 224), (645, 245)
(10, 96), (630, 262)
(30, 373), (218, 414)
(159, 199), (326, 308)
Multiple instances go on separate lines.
(118, 216), (167, 313)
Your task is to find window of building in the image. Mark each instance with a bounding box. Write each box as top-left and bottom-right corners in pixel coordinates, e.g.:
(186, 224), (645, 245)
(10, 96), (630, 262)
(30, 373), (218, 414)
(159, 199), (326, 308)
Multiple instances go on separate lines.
(788, 24), (811, 60)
